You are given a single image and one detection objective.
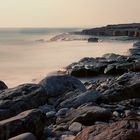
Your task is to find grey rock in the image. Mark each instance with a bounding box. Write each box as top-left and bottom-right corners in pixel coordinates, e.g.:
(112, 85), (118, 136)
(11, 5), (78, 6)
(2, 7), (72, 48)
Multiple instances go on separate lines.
(0, 84), (47, 120)
(59, 90), (108, 109)
(56, 108), (69, 117)
(46, 111), (56, 118)
(57, 105), (112, 125)
(68, 122), (82, 133)
(39, 75), (86, 98)
(0, 109), (46, 140)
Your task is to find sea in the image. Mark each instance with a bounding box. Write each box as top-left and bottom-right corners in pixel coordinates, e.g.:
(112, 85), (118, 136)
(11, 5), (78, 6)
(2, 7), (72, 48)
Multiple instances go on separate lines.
(0, 28), (135, 87)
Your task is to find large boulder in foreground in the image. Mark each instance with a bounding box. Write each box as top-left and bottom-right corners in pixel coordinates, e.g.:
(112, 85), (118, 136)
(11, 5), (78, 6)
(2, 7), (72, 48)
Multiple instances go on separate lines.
(0, 109), (46, 140)
(39, 75), (86, 98)
(74, 116), (140, 140)
(57, 105), (112, 125)
(0, 84), (47, 120)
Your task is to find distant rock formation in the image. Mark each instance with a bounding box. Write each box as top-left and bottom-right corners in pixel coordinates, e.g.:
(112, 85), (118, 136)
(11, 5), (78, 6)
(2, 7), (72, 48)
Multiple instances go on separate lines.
(88, 37), (98, 42)
(82, 23), (140, 37)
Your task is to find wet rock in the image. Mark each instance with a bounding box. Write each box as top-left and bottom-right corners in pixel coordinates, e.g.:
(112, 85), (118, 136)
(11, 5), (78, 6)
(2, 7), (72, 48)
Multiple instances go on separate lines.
(59, 90), (108, 109)
(68, 122), (82, 133)
(57, 105), (112, 125)
(0, 84), (47, 120)
(104, 62), (133, 75)
(8, 133), (36, 140)
(0, 81), (8, 90)
(74, 116), (140, 140)
(103, 72), (140, 102)
(39, 75), (86, 98)
(0, 109), (46, 140)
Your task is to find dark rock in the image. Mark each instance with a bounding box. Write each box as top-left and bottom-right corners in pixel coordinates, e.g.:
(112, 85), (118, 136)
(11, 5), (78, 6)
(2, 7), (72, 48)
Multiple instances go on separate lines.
(0, 81), (8, 90)
(8, 133), (36, 140)
(133, 41), (140, 47)
(56, 108), (69, 117)
(0, 109), (46, 140)
(39, 104), (55, 114)
(57, 105), (112, 125)
(59, 90), (108, 109)
(46, 111), (56, 118)
(39, 75), (86, 98)
(66, 58), (107, 77)
(0, 84), (47, 120)
(103, 72), (140, 102)
(74, 116), (140, 140)
(104, 63), (133, 75)
(88, 37), (98, 42)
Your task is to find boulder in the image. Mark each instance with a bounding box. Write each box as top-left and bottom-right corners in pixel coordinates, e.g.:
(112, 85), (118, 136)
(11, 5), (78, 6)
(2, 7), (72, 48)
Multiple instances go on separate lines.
(57, 105), (112, 125)
(59, 90), (108, 108)
(74, 117), (140, 140)
(39, 75), (86, 98)
(0, 81), (8, 90)
(8, 133), (36, 140)
(0, 84), (47, 120)
(0, 109), (46, 140)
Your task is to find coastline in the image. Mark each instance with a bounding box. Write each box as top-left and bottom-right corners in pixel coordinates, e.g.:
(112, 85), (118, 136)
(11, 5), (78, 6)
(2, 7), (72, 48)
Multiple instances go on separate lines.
(0, 25), (140, 139)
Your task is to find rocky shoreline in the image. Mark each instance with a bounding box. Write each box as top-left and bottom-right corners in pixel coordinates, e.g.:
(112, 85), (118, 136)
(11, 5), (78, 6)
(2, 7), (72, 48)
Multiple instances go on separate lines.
(0, 41), (140, 140)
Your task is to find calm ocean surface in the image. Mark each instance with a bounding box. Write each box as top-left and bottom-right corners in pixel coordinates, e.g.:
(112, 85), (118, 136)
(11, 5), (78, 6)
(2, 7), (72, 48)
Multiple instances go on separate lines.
(0, 28), (134, 87)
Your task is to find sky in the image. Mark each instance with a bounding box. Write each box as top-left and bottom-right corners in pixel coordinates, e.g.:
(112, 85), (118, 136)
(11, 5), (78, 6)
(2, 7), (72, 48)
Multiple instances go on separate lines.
(0, 0), (140, 27)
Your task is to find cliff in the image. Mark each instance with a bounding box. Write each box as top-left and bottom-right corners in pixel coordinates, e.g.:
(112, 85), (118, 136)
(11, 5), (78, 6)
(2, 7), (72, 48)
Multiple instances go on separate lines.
(82, 23), (140, 37)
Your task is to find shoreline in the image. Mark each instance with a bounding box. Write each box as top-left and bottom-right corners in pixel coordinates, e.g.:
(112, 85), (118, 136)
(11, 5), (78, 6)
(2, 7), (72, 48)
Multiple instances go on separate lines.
(0, 37), (140, 139)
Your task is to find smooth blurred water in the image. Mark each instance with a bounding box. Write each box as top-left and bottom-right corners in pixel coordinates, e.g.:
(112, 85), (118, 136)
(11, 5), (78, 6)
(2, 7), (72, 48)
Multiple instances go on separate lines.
(0, 28), (134, 87)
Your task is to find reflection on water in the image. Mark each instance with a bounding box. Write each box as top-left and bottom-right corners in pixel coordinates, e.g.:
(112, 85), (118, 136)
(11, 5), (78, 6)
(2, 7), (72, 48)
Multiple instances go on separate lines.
(0, 40), (133, 87)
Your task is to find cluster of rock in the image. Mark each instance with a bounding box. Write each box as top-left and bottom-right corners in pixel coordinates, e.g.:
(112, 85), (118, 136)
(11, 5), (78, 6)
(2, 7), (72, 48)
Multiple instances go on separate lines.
(1, 42), (140, 140)
(81, 23), (140, 38)
(65, 52), (140, 77)
(1, 71), (140, 140)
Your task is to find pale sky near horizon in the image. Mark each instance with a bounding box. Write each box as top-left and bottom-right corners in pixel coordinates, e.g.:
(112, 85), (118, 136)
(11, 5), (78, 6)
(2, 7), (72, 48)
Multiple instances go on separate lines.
(0, 0), (140, 27)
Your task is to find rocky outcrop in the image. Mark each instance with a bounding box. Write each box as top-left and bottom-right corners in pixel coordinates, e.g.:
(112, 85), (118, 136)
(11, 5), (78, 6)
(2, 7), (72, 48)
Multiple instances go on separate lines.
(0, 84), (47, 120)
(81, 23), (140, 38)
(74, 116), (140, 140)
(0, 109), (46, 140)
(65, 53), (138, 77)
(101, 72), (140, 102)
(59, 90), (108, 109)
(57, 105), (112, 125)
